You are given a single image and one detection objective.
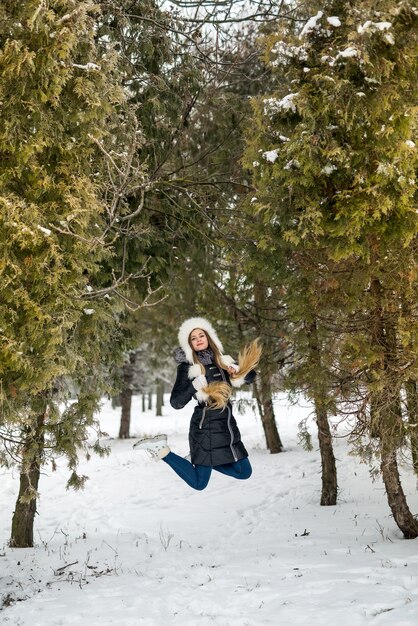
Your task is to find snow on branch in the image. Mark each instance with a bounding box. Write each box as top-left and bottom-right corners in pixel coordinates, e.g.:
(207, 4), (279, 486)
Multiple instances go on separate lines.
(72, 62), (101, 71)
(300, 11), (323, 38)
(357, 21), (392, 34)
(262, 149), (280, 163)
(263, 93), (298, 116)
(270, 41), (308, 66)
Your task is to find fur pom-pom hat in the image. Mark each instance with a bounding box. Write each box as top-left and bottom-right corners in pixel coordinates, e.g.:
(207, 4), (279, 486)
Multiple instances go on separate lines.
(178, 317), (224, 365)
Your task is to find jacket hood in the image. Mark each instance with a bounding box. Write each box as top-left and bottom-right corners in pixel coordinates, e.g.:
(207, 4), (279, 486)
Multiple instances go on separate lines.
(178, 317), (224, 364)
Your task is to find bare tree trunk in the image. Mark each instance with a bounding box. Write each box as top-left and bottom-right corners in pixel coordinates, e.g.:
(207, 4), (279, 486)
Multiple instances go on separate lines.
(405, 380), (418, 476)
(119, 387), (132, 438)
(369, 277), (417, 538)
(142, 393), (146, 412)
(148, 391), (152, 411)
(307, 320), (337, 506)
(380, 442), (418, 538)
(253, 280), (283, 453)
(255, 371), (283, 453)
(119, 352), (136, 439)
(156, 378), (163, 416)
(314, 398), (337, 505)
(10, 408), (46, 548)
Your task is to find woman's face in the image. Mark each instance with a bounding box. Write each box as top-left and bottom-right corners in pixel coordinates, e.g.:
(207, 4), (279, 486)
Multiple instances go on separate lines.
(190, 328), (209, 352)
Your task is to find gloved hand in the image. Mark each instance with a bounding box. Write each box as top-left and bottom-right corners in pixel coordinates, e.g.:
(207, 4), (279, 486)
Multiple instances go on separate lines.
(192, 374), (207, 390)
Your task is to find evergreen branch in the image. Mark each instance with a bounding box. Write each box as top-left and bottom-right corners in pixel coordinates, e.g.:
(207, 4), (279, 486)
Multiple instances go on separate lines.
(150, 91), (200, 182)
(56, 4), (96, 26)
(164, 115), (247, 177)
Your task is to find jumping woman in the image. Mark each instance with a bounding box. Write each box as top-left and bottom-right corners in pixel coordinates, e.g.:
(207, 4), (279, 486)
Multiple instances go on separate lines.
(133, 317), (260, 491)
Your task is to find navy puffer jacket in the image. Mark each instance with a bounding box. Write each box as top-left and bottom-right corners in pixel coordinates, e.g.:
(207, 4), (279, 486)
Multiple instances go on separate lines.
(170, 355), (256, 467)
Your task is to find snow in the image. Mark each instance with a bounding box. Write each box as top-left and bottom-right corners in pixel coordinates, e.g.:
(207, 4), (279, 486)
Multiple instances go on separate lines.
(37, 225), (52, 236)
(271, 41), (308, 66)
(300, 11), (323, 38)
(377, 163), (391, 176)
(262, 149), (280, 163)
(83, 309), (95, 315)
(321, 165), (337, 175)
(1, 394), (418, 625)
(57, 13), (71, 24)
(72, 63), (101, 71)
(405, 141), (416, 148)
(374, 22), (392, 30)
(358, 21), (392, 35)
(336, 47), (358, 59)
(327, 17), (341, 27)
(263, 93), (298, 116)
(284, 159), (300, 170)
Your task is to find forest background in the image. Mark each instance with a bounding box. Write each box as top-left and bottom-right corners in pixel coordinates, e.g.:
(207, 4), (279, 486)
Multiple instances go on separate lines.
(0, 0), (417, 550)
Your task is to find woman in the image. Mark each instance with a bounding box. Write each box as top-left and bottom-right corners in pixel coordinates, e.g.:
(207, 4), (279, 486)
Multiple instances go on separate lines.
(133, 317), (257, 491)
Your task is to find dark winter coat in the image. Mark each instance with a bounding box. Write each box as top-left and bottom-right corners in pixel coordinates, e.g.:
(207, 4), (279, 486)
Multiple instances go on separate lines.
(170, 354), (256, 466)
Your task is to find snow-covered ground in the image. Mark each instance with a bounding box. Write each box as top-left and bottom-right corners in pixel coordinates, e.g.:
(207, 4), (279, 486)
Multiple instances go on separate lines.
(1, 393), (418, 626)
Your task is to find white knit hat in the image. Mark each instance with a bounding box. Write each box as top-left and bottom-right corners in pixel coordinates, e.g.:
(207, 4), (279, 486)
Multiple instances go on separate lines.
(178, 317), (224, 364)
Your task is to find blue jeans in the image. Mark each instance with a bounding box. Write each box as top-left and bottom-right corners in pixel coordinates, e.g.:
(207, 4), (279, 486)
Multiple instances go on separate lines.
(162, 451), (252, 491)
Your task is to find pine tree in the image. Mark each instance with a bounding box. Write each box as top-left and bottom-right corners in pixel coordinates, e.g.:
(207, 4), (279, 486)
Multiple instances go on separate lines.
(245, 0), (418, 530)
(0, 0), (132, 547)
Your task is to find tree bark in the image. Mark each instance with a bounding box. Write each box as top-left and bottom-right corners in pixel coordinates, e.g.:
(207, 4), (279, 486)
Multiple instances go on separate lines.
(369, 277), (418, 537)
(142, 393), (146, 412)
(148, 391), (152, 411)
(119, 386), (132, 438)
(119, 352), (136, 439)
(156, 378), (164, 416)
(314, 397), (337, 505)
(256, 371), (283, 453)
(10, 408), (46, 548)
(307, 320), (337, 505)
(380, 442), (418, 538)
(253, 279), (283, 453)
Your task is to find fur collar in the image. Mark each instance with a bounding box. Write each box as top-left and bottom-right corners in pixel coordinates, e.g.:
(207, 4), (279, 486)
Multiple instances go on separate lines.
(174, 347), (215, 366)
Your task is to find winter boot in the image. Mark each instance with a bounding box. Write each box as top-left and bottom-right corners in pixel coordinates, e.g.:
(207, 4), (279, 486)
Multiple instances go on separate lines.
(133, 434), (170, 461)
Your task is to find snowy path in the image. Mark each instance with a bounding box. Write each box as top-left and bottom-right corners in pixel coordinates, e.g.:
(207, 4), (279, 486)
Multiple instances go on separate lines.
(1, 395), (418, 625)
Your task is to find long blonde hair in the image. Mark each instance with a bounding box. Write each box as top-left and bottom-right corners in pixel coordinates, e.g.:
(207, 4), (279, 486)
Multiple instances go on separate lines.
(188, 330), (262, 409)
